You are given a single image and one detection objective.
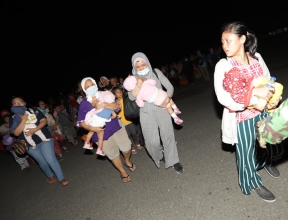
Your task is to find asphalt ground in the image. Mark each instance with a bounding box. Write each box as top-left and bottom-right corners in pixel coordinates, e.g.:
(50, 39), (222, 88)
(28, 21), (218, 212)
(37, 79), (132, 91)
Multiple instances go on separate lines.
(0, 33), (288, 220)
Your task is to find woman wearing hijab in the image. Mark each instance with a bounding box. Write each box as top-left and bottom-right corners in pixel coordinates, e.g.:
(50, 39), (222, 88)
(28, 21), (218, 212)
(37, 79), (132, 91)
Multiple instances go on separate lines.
(77, 77), (136, 183)
(127, 52), (183, 174)
(100, 76), (113, 91)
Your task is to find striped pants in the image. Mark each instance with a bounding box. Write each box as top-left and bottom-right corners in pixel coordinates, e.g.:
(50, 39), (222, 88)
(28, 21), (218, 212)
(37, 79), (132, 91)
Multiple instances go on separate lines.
(10, 151), (30, 170)
(236, 111), (269, 195)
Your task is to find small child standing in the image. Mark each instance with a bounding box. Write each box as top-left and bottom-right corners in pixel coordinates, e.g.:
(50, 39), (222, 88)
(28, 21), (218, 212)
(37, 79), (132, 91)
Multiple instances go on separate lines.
(112, 87), (143, 155)
(81, 77), (117, 156)
(123, 75), (183, 125)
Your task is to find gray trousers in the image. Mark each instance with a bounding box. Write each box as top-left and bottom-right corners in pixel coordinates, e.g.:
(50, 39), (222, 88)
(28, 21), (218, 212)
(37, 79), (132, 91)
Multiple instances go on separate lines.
(140, 104), (179, 169)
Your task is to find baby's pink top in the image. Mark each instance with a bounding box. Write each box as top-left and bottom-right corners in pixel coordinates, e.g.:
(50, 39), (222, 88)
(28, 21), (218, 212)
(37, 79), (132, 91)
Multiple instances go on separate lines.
(136, 79), (158, 107)
(85, 91), (115, 123)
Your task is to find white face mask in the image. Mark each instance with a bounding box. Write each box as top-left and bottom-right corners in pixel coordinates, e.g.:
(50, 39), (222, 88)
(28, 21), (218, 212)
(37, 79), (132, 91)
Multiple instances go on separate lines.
(85, 85), (98, 96)
(137, 67), (149, 76)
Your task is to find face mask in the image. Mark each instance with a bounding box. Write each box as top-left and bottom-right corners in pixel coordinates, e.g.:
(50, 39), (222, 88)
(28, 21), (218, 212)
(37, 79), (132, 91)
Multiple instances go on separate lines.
(137, 67), (149, 76)
(85, 85), (98, 96)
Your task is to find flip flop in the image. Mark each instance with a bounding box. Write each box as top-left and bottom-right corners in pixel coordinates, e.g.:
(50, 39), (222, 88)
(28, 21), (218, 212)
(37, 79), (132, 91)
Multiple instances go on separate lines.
(131, 148), (137, 154)
(124, 163), (136, 172)
(136, 144), (142, 150)
(47, 176), (57, 184)
(121, 175), (131, 183)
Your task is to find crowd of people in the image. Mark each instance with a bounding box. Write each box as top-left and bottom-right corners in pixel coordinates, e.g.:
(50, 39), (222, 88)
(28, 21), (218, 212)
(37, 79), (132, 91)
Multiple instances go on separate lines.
(0, 21), (286, 203)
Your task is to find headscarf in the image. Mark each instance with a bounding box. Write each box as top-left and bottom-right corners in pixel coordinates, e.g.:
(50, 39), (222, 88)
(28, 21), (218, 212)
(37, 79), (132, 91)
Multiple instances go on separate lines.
(131, 52), (154, 79)
(100, 76), (110, 85)
(100, 76), (113, 90)
(80, 77), (98, 94)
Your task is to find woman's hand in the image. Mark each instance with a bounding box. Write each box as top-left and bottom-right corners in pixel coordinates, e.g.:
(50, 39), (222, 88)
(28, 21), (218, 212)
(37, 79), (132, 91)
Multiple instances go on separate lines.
(19, 113), (28, 122)
(90, 126), (105, 134)
(253, 87), (275, 101)
(52, 124), (57, 130)
(25, 127), (36, 136)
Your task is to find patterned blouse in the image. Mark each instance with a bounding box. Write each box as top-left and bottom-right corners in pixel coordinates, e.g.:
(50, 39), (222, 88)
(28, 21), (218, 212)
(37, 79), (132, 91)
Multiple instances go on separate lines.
(230, 54), (265, 123)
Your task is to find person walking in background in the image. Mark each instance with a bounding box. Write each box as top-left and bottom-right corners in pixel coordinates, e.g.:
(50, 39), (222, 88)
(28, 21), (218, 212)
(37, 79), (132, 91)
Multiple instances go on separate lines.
(128, 52), (183, 174)
(67, 93), (78, 125)
(38, 100), (68, 161)
(54, 104), (79, 149)
(168, 62), (179, 89)
(205, 46), (220, 74)
(110, 76), (125, 91)
(214, 21), (281, 202)
(100, 76), (113, 91)
(196, 49), (210, 83)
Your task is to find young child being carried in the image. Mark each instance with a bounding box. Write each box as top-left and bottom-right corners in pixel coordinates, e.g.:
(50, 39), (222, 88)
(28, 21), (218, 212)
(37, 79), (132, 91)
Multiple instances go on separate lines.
(10, 107), (50, 149)
(81, 77), (117, 156)
(222, 67), (283, 111)
(123, 75), (183, 125)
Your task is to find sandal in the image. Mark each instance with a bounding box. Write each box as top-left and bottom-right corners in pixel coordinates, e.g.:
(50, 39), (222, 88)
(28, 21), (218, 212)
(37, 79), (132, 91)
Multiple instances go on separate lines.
(131, 148), (137, 154)
(47, 176), (57, 184)
(23, 166), (31, 173)
(121, 174), (131, 183)
(60, 179), (69, 187)
(124, 163), (136, 172)
(136, 144), (142, 150)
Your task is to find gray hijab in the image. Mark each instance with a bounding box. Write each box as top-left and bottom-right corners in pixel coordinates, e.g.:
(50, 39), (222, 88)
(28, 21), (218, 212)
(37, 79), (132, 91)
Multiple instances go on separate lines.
(131, 52), (154, 79)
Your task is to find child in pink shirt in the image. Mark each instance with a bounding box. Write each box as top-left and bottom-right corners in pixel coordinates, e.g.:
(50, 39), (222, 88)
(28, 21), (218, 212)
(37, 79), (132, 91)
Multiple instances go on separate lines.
(123, 75), (183, 125)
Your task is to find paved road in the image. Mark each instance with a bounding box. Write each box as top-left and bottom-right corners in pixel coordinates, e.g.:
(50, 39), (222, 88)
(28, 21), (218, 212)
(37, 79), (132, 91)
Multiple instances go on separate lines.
(1, 33), (288, 220)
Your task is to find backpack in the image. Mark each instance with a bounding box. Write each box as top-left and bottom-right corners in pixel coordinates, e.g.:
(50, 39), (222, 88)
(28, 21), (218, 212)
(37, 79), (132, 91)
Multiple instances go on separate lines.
(256, 97), (288, 148)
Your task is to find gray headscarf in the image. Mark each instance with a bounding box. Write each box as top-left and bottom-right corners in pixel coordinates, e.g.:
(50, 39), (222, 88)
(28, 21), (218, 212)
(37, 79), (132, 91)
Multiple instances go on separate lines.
(131, 52), (154, 79)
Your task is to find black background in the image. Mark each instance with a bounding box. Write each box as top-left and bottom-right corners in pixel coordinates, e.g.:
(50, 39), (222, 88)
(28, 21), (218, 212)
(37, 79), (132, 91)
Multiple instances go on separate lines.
(2, 4), (287, 110)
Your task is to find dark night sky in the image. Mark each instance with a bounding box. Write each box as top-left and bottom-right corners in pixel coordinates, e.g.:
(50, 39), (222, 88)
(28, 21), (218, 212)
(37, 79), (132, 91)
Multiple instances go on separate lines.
(2, 8), (287, 110)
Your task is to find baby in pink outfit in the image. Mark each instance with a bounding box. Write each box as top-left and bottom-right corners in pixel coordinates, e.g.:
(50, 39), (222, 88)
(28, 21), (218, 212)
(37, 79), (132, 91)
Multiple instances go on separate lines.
(123, 75), (183, 125)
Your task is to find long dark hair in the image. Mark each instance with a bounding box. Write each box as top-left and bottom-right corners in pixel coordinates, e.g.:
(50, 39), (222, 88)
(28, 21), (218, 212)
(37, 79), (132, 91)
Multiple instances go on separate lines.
(221, 21), (258, 60)
(111, 87), (124, 101)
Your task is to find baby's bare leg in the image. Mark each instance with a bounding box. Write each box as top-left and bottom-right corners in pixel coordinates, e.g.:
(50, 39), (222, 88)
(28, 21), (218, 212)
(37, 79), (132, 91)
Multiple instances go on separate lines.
(167, 107), (174, 115)
(169, 99), (175, 106)
(97, 131), (104, 150)
(86, 131), (94, 143)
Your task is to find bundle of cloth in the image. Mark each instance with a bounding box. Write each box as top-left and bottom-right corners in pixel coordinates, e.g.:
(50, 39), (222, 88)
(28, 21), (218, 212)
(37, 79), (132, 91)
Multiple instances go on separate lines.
(223, 67), (286, 148)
